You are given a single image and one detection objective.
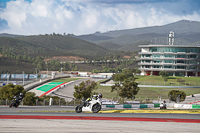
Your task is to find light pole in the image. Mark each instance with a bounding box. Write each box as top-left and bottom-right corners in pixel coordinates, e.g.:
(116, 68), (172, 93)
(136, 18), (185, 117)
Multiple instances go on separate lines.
(23, 71), (24, 85)
(61, 67), (63, 75)
(7, 72), (9, 84)
(35, 68), (37, 80)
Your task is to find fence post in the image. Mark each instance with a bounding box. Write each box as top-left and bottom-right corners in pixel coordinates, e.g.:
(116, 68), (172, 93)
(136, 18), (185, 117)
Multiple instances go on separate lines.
(59, 99), (60, 106)
(6, 99), (7, 106)
(145, 97), (147, 104)
(36, 99), (38, 106)
(44, 99), (45, 106)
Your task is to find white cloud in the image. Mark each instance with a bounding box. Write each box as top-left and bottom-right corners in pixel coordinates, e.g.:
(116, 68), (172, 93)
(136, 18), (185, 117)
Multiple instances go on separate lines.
(0, 0), (200, 35)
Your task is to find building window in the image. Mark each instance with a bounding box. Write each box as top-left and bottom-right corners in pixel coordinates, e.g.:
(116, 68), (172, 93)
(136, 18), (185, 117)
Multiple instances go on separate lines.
(152, 54), (160, 58)
(153, 65), (160, 68)
(164, 54), (173, 58)
(177, 55), (186, 59)
(189, 55), (196, 58)
(176, 66), (186, 69)
(189, 66), (196, 69)
(143, 54), (151, 58)
(177, 60), (185, 64)
(189, 61), (197, 64)
(164, 66), (172, 69)
(164, 60), (173, 63)
(144, 60), (151, 63)
(153, 60), (161, 63)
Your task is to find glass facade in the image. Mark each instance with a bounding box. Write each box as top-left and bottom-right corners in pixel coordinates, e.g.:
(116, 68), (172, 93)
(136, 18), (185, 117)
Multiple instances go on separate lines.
(139, 45), (200, 76)
(149, 47), (200, 53)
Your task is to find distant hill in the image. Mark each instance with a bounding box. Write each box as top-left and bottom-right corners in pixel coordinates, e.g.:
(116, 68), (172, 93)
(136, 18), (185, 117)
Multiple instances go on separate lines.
(76, 34), (113, 42)
(98, 41), (122, 50)
(101, 20), (200, 37)
(0, 35), (110, 59)
(0, 33), (23, 38)
(75, 20), (200, 50)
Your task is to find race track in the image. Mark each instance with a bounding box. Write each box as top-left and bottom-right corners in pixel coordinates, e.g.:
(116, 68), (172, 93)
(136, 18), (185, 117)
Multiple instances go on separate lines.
(0, 106), (200, 133)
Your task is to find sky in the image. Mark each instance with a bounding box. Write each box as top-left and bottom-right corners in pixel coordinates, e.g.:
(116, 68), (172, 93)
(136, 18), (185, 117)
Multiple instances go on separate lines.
(0, 0), (200, 35)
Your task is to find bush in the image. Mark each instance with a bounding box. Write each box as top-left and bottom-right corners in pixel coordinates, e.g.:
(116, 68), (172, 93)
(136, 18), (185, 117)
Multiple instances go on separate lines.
(168, 90), (186, 102)
(23, 92), (38, 106)
(177, 78), (185, 82)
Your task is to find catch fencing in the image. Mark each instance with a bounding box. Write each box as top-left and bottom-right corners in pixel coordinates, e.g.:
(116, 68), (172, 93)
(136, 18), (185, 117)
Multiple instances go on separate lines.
(1, 96), (200, 106)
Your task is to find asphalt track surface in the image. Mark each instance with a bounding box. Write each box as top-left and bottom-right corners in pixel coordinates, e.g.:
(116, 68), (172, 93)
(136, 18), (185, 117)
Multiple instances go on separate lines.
(0, 106), (200, 133)
(1, 78), (200, 132)
(50, 78), (103, 100)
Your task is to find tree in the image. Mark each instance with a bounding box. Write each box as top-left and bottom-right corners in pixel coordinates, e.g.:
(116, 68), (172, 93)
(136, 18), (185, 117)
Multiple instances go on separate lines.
(159, 71), (169, 82)
(73, 80), (98, 99)
(111, 81), (139, 99)
(23, 92), (38, 106)
(112, 73), (126, 83)
(168, 90), (186, 103)
(112, 69), (134, 82)
(111, 69), (139, 98)
(0, 84), (26, 100)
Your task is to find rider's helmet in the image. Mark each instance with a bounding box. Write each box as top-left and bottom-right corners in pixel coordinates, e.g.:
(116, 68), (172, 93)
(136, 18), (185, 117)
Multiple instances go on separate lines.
(98, 93), (103, 99)
(163, 100), (166, 103)
(20, 93), (23, 96)
(92, 95), (97, 100)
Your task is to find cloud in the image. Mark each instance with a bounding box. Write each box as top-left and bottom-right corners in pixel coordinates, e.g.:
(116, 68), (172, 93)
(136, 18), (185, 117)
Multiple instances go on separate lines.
(0, 0), (200, 35)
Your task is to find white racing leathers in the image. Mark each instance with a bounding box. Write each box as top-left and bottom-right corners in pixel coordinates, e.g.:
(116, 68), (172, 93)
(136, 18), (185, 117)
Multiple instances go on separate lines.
(75, 98), (102, 113)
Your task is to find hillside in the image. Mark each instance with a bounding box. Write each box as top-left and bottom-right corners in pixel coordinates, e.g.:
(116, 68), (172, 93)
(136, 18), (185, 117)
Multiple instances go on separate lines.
(101, 20), (200, 37)
(0, 35), (110, 59)
(76, 20), (200, 49)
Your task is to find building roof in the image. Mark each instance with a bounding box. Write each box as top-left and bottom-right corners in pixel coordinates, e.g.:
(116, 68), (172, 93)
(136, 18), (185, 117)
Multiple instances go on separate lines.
(139, 44), (200, 48)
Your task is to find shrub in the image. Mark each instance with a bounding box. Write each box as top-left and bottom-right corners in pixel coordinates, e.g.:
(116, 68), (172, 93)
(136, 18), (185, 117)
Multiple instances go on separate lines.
(168, 90), (186, 102)
(177, 78), (185, 82)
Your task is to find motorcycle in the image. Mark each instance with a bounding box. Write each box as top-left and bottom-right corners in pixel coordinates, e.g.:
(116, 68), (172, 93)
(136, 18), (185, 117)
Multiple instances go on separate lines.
(75, 97), (102, 113)
(9, 97), (20, 108)
(160, 103), (167, 109)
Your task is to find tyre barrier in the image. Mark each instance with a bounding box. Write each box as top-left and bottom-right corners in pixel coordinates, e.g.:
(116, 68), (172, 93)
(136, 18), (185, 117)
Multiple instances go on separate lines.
(174, 104), (200, 109)
(102, 104), (160, 109)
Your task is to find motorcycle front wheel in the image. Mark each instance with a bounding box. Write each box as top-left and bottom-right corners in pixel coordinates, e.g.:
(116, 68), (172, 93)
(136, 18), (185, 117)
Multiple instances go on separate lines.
(92, 103), (101, 113)
(9, 103), (13, 108)
(75, 105), (82, 113)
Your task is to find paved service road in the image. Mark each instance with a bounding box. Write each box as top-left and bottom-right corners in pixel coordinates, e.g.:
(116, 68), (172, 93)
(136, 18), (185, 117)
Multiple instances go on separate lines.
(50, 78), (103, 100)
(0, 106), (200, 133)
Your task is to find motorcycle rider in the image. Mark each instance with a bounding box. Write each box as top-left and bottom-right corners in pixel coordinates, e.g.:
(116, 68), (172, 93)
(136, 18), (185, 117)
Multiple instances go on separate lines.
(98, 93), (103, 99)
(14, 93), (23, 104)
(85, 94), (101, 106)
(10, 93), (23, 108)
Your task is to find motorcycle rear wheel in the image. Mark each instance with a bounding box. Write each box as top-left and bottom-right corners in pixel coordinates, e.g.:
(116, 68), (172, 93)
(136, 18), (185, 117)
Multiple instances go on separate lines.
(75, 105), (82, 113)
(92, 103), (101, 113)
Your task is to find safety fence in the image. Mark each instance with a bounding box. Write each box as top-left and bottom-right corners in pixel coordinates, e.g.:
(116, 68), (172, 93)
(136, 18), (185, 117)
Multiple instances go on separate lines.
(1, 96), (200, 106)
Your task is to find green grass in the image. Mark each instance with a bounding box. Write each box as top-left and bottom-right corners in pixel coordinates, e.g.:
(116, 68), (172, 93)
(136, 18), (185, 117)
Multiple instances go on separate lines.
(94, 78), (200, 100)
(50, 77), (200, 101)
(135, 76), (200, 86)
(94, 85), (200, 100)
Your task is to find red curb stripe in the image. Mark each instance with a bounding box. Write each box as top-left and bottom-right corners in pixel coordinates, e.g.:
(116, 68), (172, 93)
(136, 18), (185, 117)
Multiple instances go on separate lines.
(0, 115), (200, 123)
(39, 82), (67, 97)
